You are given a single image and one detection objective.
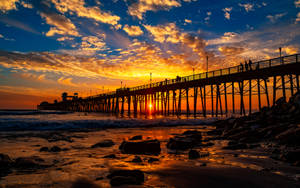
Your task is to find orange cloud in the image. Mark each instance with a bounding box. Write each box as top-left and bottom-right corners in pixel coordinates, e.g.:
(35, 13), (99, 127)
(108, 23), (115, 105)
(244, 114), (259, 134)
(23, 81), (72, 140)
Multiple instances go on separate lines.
(0, 0), (19, 13)
(128, 0), (181, 19)
(123, 25), (144, 36)
(50, 0), (120, 25)
(40, 12), (80, 37)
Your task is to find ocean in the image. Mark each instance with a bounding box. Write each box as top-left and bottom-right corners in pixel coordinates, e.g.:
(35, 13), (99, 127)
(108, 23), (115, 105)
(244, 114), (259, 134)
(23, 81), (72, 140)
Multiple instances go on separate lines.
(0, 110), (217, 131)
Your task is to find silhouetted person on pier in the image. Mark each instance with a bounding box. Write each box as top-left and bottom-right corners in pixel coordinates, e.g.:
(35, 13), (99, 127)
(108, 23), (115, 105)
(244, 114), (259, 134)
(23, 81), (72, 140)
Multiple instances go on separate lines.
(245, 60), (248, 71)
(249, 60), (253, 70)
(240, 63), (243, 72)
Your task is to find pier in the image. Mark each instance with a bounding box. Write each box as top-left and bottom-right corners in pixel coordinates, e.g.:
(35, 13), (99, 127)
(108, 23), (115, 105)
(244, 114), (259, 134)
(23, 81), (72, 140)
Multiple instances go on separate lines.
(38, 54), (300, 117)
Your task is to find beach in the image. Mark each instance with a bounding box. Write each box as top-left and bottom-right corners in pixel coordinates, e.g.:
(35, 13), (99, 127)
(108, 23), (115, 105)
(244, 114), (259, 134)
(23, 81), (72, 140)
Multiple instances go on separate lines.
(1, 111), (300, 187)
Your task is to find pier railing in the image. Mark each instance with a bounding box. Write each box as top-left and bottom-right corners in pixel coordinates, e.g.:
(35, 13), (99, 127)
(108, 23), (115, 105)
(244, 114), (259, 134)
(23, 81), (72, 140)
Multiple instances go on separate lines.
(129, 54), (299, 91)
(86, 54), (299, 99)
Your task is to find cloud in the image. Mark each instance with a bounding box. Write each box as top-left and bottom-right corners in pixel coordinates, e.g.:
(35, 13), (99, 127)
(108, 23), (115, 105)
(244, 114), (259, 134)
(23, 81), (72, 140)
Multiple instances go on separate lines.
(127, 0), (181, 19)
(239, 3), (254, 12)
(123, 25), (144, 36)
(295, 0), (300, 8)
(144, 23), (179, 43)
(222, 7), (232, 20)
(50, 0), (120, 25)
(0, 0), (19, 13)
(39, 12), (80, 37)
(184, 19), (192, 23)
(266, 13), (286, 23)
(57, 77), (77, 87)
(0, 33), (15, 41)
(0, 17), (39, 34)
(0, 0), (33, 13)
(80, 36), (106, 51)
(207, 24), (300, 60)
(218, 46), (244, 55)
(204, 11), (211, 23)
(57, 36), (74, 41)
(296, 12), (300, 23)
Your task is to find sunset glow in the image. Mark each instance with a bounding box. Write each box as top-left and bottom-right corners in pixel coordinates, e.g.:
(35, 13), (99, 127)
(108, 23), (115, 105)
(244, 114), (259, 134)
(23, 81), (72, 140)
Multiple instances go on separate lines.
(0, 0), (299, 109)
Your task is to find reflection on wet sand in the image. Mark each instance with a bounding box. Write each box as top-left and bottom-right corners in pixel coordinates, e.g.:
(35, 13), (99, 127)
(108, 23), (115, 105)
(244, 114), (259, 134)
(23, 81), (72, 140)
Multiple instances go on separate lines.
(0, 125), (300, 187)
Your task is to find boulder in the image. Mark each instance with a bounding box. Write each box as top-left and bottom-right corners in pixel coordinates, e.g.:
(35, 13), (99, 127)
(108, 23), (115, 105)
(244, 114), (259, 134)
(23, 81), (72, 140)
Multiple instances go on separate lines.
(91, 140), (115, 148)
(167, 137), (197, 150)
(275, 127), (300, 146)
(132, 156), (142, 163)
(148, 157), (159, 163)
(167, 131), (202, 151)
(107, 170), (144, 186)
(0, 153), (13, 178)
(119, 140), (161, 155)
(280, 150), (300, 163)
(129, 135), (142, 140)
(71, 178), (101, 188)
(14, 156), (51, 169)
(50, 146), (61, 152)
(223, 143), (248, 150)
(0, 153), (14, 167)
(103, 154), (116, 158)
(39, 147), (49, 152)
(188, 150), (200, 159)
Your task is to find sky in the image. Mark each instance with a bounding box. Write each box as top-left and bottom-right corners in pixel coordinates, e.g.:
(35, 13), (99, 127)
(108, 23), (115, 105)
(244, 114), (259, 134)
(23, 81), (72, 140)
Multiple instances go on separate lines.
(0, 0), (300, 109)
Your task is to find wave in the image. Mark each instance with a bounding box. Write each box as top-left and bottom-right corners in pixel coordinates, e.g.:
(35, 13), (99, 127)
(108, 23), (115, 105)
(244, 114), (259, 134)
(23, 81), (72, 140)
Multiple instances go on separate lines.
(0, 110), (73, 116)
(0, 117), (217, 131)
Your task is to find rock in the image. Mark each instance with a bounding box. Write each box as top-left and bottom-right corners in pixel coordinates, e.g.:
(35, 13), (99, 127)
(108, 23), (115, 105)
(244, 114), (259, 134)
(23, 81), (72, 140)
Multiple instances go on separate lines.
(167, 133), (202, 150)
(223, 143), (248, 150)
(91, 140), (115, 148)
(71, 178), (101, 188)
(280, 150), (300, 163)
(107, 170), (144, 186)
(148, 157), (159, 163)
(39, 147), (49, 152)
(0, 153), (13, 178)
(95, 177), (103, 181)
(0, 153), (14, 167)
(276, 127), (300, 146)
(14, 156), (51, 169)
(188, 150), (200, 159)
(275, 97), (286, 106)
(132, 156), (142, 163)
(129, 135), (142, 140)
(119, 140), (161, 155)
(182, 130), (202, 140)
(103, 154), (116, 158)
(50, 146), (61, 152)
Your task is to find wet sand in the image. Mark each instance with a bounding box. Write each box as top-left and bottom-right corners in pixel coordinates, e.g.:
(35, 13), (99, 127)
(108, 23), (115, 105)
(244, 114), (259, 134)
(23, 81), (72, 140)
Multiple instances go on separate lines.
(0, 125), (300, 187)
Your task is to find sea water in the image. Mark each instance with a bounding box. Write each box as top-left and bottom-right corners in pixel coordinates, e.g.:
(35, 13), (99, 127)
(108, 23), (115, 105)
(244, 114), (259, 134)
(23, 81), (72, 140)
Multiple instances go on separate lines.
(0, 110), (218, 131)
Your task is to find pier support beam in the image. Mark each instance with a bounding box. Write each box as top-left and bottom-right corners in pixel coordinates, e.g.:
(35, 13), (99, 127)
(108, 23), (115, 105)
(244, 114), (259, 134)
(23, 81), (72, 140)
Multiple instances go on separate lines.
(282, 75), (286, 101)
(273, 76), (277, 105)
(264, 79), (270, 108)
(224, 83), (228, 116)
(194, 87), (197, 117)
(186, 88), (189, 116)
(257, 79), (261, 111)
(249, 80), (252, 115)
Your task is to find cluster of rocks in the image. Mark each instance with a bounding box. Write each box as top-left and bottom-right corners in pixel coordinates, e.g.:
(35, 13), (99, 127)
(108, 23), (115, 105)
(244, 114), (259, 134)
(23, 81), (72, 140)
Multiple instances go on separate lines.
(119, 139), (161, 155)
(208, 91), (300, 166)
(0, 154), (52, 178)
(107, 169), (144, 186)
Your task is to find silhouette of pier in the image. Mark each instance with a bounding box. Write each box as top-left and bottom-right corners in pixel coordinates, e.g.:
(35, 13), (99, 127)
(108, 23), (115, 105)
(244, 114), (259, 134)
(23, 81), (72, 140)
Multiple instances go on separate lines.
(38, 54), (300, 117)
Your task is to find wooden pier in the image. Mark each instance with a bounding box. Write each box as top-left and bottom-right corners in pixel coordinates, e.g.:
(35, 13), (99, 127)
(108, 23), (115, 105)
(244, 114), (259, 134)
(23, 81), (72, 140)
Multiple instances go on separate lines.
(38, 54), (300, 117)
